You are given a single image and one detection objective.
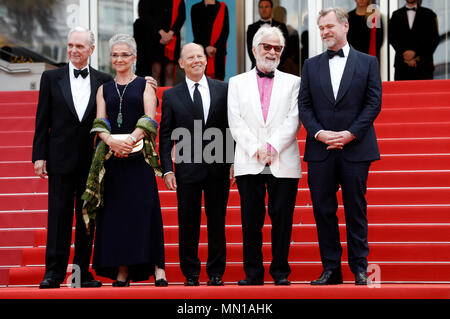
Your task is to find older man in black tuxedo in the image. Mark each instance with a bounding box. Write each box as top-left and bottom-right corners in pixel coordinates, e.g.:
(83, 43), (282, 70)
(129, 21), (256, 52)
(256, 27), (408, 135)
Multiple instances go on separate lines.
(299, 7), (382, 286)
(32, 27), (113, 289)
(159, 42), (232, 286)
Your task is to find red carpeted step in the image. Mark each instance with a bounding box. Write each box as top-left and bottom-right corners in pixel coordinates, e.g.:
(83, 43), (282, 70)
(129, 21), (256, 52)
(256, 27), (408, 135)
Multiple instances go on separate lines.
(377, 137), (450, 154)
(159, 205), (450, 226)
(0, 211), (47, 228)
(0, 117), (35, 131)
(1, 169), (448, 194)
(372, 154), (450, 170)
(1, 204), (448, 231)
(0, 146), (31, 161)
(5, 262), (450, 286)
(2, 204), (446, 230)
(374, 122), (450, 138)
(0, 178), (47, 193)
(367, 170), (450, 187)
(378, 107), (450, 123)
(0, 230), (37, 247)
(0, 194), (47, 210)
(0, 131), (34, 146)
(382, 79), (450, 94)
(1, 284), (450, 300)
(15, 242), (450, 269)
(296, 205), (450, 224)
(0, 103), (36, 117)
(1, 187), (449, 210)
(158, 187), (450, 206)
(0, 162), (40, 177)
(0, 91), (39, 104)
(0, 248), (23, 266)
(26, 223), (450, 248)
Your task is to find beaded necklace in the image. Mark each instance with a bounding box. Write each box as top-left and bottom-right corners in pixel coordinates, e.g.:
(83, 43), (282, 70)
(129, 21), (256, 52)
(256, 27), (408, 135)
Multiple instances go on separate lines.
(114, 74), (135, 128)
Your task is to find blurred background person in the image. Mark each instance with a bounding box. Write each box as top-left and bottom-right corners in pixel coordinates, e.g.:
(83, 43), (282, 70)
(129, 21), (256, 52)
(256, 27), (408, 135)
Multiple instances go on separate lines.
(273, 5), (300, 75)
(134, 0), (185, 86)
(389, 0), (439, 80)
(347, 0), (384, 61)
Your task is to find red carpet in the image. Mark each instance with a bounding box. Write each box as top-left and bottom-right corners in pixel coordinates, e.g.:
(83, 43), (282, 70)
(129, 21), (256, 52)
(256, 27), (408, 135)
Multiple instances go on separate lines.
(0, 80), (450, 301)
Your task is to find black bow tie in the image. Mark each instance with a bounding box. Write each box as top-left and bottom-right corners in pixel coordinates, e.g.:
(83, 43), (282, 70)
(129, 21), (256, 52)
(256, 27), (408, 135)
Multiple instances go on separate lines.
(406, 7), (417, 11)
(259, 19), (271, 25)
(74, 68), (89, 79)
(327, 49), (345, 59)
(256, 68), (274, 78)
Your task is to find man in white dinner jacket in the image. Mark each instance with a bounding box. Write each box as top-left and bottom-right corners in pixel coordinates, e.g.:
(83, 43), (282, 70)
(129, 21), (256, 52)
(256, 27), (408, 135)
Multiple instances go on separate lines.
(228, 25), (301, 286)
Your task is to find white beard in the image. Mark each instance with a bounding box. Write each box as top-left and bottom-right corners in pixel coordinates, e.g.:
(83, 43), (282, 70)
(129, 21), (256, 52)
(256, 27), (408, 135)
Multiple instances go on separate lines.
(255, 54), (280, 72)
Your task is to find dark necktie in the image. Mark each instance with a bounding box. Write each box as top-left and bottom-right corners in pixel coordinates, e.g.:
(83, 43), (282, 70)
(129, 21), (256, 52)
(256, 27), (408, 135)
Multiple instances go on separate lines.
(74, 68), (89, 79)
(256, 68), (274, 78)
(259, 19), (271, 25)
(406, 7), (417, 11)
(193, 83), (204, 121)
(327, 49), (345, 59)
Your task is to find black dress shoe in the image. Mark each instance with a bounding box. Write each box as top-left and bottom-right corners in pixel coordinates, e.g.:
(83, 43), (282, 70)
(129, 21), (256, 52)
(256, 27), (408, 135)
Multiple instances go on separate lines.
(274, 278), (291, 286)
(39, 278), (60, 289)
(112, 278), (130, 287)
(355, 272), (368, 285)
(81, 279), (102, 288)
(310, 269), (343, 285)
(237, 277), (264, 286)
(185, 277), (200, 286)
(155, 278), (168, 287)
(207, 276), (224, 286)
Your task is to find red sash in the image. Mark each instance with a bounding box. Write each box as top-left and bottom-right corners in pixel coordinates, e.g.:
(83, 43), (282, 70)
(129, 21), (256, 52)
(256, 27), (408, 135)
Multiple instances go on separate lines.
(368, 13), (378, 57)
(206, 2), (226, 78)
(164, 0), (182, 61)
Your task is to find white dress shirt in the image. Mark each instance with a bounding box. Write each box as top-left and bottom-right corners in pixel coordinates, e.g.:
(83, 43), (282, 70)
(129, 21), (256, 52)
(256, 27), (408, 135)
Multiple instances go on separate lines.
(406, 5), (417, 29)
(315, 43), (350, 139)
(329, 43), (350, 99)
(69, 62), (91, 121)
(185, 75), (211, 123)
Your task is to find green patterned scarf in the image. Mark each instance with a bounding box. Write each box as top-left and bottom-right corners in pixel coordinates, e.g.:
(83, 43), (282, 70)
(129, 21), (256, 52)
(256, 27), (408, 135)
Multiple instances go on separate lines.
(81, 116), (162, 233)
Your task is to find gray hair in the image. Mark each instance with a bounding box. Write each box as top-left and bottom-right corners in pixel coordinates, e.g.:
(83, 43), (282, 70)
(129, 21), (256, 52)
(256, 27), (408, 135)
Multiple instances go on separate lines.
(317, 7), (349, 25)
(68, 26), (95, 47)
(109, 34), (137, 55)
(252, 25), (285, 49)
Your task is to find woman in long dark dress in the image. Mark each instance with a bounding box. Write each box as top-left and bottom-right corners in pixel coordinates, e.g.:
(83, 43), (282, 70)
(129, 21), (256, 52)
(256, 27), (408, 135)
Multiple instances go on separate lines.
(92, 34), (167, 287)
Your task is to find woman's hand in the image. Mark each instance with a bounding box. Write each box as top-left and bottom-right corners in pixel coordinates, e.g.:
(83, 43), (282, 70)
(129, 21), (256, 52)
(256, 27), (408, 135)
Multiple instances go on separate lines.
(107, 135), (134, 158)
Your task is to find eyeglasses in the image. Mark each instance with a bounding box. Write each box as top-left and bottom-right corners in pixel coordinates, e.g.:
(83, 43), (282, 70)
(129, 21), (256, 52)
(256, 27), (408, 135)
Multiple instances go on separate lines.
(259, 43), (283, 53)
(110, 53), (134, 59)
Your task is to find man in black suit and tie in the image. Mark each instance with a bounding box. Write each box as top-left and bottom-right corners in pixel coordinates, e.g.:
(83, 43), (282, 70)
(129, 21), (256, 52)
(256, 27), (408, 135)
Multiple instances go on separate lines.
(246, 0), (289, 70)
(298, 7), (382, 285)
(32, 27), (113, 288)
(159, 43), (232, 286)
(389, 0), (439, 80)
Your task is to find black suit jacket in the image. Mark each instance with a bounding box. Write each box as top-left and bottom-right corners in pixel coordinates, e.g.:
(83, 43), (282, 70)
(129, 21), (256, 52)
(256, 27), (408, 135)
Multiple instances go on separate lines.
(159, 77), (230, 184)
(246, 19), (289, 69)
(32, 64), (112, 175)
(298, 47), (382, 163)
(388, 6), (439, 79)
